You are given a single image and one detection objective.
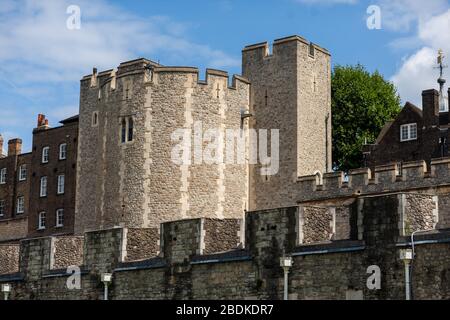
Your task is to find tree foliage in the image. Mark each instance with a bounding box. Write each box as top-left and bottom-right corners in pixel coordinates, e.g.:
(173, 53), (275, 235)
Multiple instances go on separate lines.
(332, 64), (402, 171)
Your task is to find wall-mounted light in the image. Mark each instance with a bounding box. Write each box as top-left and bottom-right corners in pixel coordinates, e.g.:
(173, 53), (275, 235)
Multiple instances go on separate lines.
(399, 249), (413, 300)
(101, 273), (113, 301)
(1, 283), (11, 301)
(280, 256), (293, 300)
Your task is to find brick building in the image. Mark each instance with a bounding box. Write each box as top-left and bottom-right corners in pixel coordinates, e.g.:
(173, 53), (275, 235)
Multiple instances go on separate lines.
(0, 115), (78, 242)
(0, 137), (31, 242)
(363, 88), (450, 168)
(28, 115), (78, 238)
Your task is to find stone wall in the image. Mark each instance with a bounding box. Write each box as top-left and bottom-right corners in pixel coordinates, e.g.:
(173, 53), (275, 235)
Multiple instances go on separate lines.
(403, 194), (438, 235)
(1, 193), (450, 300)
(0, 244), (19, 274)
(299, 206), (334, 244)
(51, 236), (84, 270)
(203, 219), (242, 254)
(124, 228), (159, 262)
(297, 158), (450, 229)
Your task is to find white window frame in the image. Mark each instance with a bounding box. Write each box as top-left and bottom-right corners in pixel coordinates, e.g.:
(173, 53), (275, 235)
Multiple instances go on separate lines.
(0, 200), (5, 216)
(59, 143), (67, 160)
(0, 168), (6, 184)
(56, 209), (64, 228)
(38, 211), (46, 230)
(40, 176), (48, 197)
(57, 175), (65, 195)
(400, 123), (418, 142)
(16, 196), (25, 214)
(42, 146), (50, 163)
(19, 165), (27, 181)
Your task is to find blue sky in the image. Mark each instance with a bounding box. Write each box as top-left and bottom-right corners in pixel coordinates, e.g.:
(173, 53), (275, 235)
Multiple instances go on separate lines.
(0, 0), (449, 152)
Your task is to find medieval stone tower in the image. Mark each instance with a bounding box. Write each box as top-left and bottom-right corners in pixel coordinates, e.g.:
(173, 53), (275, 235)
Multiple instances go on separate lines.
(75, 59), (250, 233)
(242, 35), (332, 211)
(74, 35), (331, 234)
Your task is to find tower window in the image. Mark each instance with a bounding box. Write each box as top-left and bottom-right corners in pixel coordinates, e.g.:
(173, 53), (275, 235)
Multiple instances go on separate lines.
(120, 117), (134, 144)
(128, 118), (134, 142)
(309, 42), (315, 58)
(121, 119), (127, 143)
(92, 111), (99, 127)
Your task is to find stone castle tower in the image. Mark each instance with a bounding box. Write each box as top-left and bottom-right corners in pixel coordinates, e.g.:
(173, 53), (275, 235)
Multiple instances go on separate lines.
(75, 60), (250, 233)
(243, 36), (332, 211)
(74, 35), (331, 233)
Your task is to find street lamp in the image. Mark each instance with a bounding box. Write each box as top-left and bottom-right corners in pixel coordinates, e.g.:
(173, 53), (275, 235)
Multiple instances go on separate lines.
(1, 283), (11, 301)
(101, 273), (112, 301)
(400, 249), (413, 300)
(280, 256), (293, 300)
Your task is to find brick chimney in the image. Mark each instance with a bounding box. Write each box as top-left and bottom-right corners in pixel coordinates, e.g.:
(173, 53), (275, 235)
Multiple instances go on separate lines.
(36, 114), (49, 130)
(422, 89), (439, 127)
(8, 138), (22, 156)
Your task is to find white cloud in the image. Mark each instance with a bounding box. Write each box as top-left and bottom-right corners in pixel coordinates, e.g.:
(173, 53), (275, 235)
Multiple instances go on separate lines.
(391, 8), (450, 106)
(0, 0), (239, 84)
(377, 0), (448, 32)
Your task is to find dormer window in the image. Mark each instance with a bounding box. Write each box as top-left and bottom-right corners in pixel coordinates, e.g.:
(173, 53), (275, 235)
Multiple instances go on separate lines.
(400, 123), (417, 142)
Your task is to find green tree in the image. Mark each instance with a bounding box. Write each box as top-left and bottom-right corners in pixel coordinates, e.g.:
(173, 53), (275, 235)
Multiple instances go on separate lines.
(332, 64), (401, 172)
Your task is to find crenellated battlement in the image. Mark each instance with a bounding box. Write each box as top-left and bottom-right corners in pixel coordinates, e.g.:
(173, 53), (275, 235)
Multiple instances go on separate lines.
(296, 158), (450, 203)
(80, 60), (249, 94)
(242, 35), (330, 58)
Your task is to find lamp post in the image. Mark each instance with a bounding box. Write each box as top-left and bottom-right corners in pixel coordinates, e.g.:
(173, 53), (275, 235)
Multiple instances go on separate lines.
(280, 256), (293, 301)
(101, 273), (112, 301)
(1, 283), (11, 301)
(400, 249), (413, 300)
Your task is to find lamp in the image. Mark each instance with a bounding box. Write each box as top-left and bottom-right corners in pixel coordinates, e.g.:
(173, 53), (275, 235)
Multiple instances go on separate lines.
(400, 249), (413, 300)
(101, 273), (112, 300)
(1, 283), (11, 300)
(280, 256), (293, 300)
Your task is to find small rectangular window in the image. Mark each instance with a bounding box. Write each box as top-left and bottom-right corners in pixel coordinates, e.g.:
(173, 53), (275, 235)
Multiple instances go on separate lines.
(309, 42), (315, 58)
(0, 168), (6, 184)
(57, 175), (65, 195)
(56, 209), (64, 227)
(42, 146), (50, 163)
(16, 196), (25, 214)
(0, 200), (5, 216)
(59, 143), (67, 160)
(19, 165), (27, 181)
(92, 111), (99, 127)
(38, 212), (46, 230)
(40, 176), (48, 197)
(400, 123), (418, 142)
